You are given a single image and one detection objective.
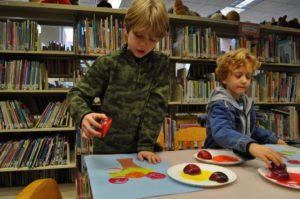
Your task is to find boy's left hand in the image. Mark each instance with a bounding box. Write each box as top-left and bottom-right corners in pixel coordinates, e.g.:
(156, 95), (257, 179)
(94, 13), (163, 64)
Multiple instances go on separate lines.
(277, 139), (287, 145)
(137, 151), (161, 164)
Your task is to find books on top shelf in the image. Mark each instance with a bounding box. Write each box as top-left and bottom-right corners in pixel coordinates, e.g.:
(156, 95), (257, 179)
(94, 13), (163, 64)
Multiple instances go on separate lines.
(239, 35), (300, 64)
(277, 36), (298, 64)
(77, 15), (126, 54)
(172, 26), (221, 59)
(155, 31), (171, 56)
(0, 19), (38, 51)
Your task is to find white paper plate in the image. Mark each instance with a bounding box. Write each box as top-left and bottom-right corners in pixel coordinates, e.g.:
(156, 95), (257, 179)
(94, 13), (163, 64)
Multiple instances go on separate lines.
(258, 167), (300, 189)
(194, 149), (244, 165)
(167, 163), (237, 187)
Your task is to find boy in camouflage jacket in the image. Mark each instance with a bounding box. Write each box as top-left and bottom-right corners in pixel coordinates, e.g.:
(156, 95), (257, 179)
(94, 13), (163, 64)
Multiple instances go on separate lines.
(67, 0), (169, 164)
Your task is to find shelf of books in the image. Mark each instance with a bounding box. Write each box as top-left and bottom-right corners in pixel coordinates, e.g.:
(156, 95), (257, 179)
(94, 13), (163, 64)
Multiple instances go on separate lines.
(0, 95), (76, 186)
(1, 0), (300, 189)
(0, 1), (79, 187)
(164, 10), (300, 150)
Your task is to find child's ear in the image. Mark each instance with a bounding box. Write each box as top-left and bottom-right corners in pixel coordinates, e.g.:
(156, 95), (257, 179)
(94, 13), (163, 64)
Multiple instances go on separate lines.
(221, 79), (227, 85)
(124, 27), (128, 41)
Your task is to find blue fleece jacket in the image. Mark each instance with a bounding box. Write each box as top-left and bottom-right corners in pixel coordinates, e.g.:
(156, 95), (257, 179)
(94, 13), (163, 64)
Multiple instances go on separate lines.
(203, 86), (279, 158)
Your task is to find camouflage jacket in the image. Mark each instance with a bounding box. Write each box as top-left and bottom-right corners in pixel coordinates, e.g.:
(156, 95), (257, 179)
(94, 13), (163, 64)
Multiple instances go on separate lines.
(67, 44), (170, 153)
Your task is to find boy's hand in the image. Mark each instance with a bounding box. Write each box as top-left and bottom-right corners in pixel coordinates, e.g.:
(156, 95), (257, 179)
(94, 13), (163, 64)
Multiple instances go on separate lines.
(81, 113), (107, 139)
(277, 139), (287, 145)
(248, 143), (283, 168)
(137, 151), (161, 164)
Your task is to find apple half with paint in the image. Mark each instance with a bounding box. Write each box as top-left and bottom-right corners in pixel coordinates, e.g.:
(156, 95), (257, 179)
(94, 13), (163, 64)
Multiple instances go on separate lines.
(197, 150), (212, 160)
(270, 162), (290, 181)
(183, 163), (201, 175)
(209, 171), (229, 183)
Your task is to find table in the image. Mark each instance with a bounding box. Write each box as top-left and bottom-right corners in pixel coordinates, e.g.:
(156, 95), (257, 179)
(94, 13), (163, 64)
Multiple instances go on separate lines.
(153, 148), (299, 199)
(85, 145), (299, 199)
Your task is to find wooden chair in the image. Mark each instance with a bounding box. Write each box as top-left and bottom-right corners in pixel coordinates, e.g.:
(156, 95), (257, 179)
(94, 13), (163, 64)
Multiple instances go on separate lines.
(156, 131), (165, 150)
(16, 178), (62, 199)
(174, 127), (206, 150)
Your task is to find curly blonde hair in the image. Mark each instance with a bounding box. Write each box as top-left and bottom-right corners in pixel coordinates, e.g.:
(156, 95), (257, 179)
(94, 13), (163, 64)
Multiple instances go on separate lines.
(124, 0), (169, 39)
(215, 48), (260, 83)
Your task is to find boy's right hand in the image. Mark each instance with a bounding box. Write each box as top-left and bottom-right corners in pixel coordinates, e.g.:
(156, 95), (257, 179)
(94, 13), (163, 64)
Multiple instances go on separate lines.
(81, 113), (107, 139)
(248, 143), (283, 168)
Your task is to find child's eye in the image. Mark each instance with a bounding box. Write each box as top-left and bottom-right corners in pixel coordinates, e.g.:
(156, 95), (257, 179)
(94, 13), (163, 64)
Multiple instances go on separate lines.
(234, 73), (243, 78)
(246, 74), (253, 79)
(150, 38), (158, 43)
(133, 32), (143, 37)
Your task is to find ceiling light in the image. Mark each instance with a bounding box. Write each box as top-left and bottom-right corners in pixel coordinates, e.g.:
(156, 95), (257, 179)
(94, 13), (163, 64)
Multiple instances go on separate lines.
(108, 0), (122, 8)
(221, 7), (245, 15)
(235, 0), (256, 8)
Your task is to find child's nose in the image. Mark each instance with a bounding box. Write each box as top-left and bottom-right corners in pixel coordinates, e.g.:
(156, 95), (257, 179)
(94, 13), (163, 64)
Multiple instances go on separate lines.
(241, 75), (248, 83)
(140, 39), (148, 47)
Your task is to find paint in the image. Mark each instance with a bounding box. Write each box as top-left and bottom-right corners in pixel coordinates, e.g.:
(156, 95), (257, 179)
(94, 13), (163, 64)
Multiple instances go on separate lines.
(212, 155), (239, 162)
(287, 160), (300, 165)
(267, 172), (300, 188)
(180, 170), (213, 182)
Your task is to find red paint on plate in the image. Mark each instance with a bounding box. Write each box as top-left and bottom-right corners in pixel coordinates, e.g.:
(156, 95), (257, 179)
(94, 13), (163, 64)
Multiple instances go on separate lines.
(212, 155), (239, 162)
(267, 172), (300, 187)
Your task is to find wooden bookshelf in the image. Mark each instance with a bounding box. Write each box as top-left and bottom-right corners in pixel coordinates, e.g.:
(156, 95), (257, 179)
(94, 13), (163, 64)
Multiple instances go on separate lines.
(0, 127), (75, 133)
(1, 0), (300, 188)
(0, 50), (75, 56)
(0, 159), (76, 172)
(0, 1), (78, 187)
(0, 90), (69, 94)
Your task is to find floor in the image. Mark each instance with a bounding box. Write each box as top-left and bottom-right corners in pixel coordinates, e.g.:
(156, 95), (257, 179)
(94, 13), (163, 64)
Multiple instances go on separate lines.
(0, 183), (76, 199)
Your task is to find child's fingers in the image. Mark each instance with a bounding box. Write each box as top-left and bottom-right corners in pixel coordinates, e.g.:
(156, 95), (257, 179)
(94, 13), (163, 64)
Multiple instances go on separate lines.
(266, 152), (283, 167)
(137, 153), (145, 161)
(81, 127), (91, 139)
(82, 125), (102, 138)
(260, 156), (272, 168)
(81, 132), (90, 140)
(88, 113), (106, 128)
(146, 154), (161, 164)
(87, 125), (102, 137)
(151, 156), (161, 164)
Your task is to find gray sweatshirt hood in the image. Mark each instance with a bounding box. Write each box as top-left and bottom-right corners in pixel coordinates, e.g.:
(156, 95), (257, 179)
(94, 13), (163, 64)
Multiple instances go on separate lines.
(208, 86), (253, 115)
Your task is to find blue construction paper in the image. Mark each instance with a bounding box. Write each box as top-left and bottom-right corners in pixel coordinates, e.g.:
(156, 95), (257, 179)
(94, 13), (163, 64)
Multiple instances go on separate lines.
(84, 154), (202, 199)
(265, 144), (300, 167)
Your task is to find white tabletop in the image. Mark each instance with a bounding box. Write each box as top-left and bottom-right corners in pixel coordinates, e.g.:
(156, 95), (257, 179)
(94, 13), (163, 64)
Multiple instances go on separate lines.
(152, 147), (299, 199)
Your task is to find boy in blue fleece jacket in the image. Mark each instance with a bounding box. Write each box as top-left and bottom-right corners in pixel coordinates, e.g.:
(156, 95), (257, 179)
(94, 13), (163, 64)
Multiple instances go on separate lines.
(204, 48), (286, 168)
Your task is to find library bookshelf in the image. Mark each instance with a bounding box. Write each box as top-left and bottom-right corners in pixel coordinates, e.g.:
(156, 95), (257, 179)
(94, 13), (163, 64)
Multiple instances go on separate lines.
(0, 2), (79, 187)
(1, 0), (300, 193)
(165, 16), (300, 148)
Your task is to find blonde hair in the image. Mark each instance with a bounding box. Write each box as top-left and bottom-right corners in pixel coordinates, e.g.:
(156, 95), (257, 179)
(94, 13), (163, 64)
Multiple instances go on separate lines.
(124, 0), (169, 39)
(215, 48), (260, 83)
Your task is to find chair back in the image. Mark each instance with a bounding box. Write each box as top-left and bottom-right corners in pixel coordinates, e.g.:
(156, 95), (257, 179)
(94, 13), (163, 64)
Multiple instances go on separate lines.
(16, 178), (62, 199)
(156, 131), (165, 150)
(174, 127), (206, 150)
